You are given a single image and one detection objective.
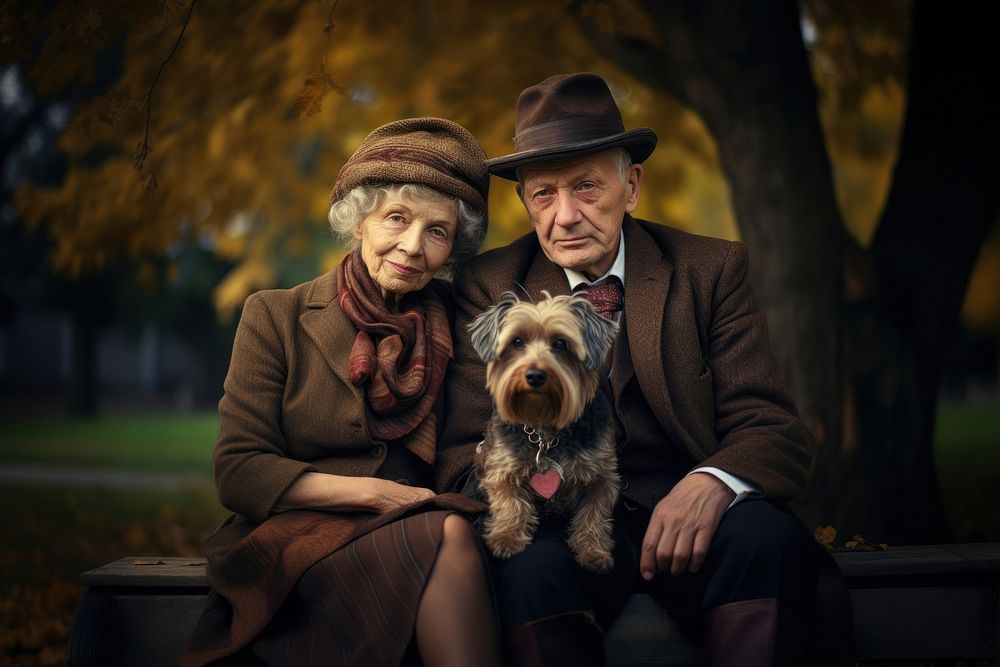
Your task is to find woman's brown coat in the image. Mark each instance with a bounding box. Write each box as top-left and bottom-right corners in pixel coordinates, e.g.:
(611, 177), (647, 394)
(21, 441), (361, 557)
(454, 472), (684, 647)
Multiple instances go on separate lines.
(184, 270), (482, 665)
(215, 271), (450, 522)
(207, 269), (457, 557)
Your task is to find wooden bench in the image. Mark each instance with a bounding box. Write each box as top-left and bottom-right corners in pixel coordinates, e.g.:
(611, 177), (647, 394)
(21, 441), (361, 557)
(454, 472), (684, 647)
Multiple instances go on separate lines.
(68, 543), (1000, 666)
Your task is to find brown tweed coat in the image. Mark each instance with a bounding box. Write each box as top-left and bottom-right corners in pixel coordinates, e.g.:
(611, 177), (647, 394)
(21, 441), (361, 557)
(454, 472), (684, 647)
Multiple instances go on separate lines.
(212, 269), (453, 527)
(187, 270), (486, 664)
(437, 216), (815, 508)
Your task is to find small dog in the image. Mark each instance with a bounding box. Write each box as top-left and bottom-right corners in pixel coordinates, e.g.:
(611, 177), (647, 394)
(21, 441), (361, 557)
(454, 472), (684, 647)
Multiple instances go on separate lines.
(468, 291), (621, 572)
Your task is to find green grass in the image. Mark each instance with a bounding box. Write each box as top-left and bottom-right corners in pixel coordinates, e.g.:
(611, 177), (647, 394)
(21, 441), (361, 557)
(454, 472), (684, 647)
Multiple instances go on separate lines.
(0, 411), (218, 472)
(934, 400), (1000, 543)
(934, 400), (1000, 450)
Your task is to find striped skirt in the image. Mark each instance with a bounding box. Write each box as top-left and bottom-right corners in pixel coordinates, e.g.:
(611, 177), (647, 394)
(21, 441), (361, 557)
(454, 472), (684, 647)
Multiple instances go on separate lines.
(248, 510), (448, 666)
(183, 494), (487, 667)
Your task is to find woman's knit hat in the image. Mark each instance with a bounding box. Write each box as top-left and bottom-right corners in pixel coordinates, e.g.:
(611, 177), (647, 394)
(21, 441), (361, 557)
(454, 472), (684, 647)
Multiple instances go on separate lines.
(329, 117), (490, 216)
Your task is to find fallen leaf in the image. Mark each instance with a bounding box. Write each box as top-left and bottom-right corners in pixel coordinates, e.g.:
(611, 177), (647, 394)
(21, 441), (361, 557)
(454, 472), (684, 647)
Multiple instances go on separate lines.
(814, 525), (837, 550)
(841, 533), (889, 551)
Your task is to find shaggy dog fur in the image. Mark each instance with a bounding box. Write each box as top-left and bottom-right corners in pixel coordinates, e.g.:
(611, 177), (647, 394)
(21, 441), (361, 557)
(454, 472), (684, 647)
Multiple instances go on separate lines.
(468, 291), (622, 572)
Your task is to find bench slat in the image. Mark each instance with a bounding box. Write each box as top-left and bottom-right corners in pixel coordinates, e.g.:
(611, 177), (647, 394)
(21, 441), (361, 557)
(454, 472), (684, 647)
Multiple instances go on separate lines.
(83, 544), (1000, 587)
(80, 557), (209, 588)
(832, 543), (1000, 577)
(71, 543), (1000, 665)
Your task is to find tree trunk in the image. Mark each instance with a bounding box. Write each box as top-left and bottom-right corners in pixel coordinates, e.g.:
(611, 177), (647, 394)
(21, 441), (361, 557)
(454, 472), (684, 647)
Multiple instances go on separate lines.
(68, 300), (99, 417)
(64, 276), (115, 417)
(573, 0), (1000, 543)
(840, 0), (1000, 543)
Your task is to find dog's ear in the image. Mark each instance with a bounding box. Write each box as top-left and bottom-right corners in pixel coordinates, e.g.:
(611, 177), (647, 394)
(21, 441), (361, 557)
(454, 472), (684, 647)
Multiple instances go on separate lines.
(571, 297), (619, 370)
(468, 292), (520, 362)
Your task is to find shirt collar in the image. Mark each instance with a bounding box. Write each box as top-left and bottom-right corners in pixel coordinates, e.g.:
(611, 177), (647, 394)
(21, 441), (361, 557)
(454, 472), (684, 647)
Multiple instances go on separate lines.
(563, 232), (626, 290)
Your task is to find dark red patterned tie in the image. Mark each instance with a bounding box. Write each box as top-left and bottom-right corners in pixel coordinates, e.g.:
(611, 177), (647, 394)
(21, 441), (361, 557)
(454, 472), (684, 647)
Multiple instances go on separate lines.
(578, 277), (624, 321)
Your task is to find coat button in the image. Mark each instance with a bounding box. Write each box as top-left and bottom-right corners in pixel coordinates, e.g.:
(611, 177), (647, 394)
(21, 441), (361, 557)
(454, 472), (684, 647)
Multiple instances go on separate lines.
(370, 445), (385, 458)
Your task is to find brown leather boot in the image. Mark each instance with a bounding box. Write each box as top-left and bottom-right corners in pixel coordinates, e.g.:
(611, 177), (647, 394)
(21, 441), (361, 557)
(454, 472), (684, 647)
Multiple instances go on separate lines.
(505, 610), (606, 667)
(705, 597), (807, 667)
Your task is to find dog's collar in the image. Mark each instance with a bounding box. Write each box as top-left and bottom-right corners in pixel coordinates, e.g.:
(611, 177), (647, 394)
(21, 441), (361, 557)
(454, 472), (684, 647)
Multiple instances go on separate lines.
(522, 424), (567, 479)
(521, 424), (566, 487)
(521, 424), (560, 451)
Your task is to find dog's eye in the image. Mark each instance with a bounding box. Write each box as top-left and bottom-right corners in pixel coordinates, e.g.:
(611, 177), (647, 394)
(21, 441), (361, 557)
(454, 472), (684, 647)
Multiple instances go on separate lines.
(511, 337), (525, 349)
(552, 339), (568, 351)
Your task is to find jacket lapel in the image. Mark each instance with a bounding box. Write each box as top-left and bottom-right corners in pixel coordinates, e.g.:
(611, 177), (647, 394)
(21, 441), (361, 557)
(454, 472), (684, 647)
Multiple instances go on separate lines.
(298, 270), (366, 406)
(622, 217), (695, 455)
(523, 245), (573, 300)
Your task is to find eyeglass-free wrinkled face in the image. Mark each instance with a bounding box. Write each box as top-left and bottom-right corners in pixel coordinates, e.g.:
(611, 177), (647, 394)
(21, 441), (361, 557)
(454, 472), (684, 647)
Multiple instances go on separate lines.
(353, 192), (458, 305)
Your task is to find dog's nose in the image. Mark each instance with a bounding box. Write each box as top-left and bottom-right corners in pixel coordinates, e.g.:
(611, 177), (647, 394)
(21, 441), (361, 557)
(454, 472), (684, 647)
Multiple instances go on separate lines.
(525, 368), (547, 387)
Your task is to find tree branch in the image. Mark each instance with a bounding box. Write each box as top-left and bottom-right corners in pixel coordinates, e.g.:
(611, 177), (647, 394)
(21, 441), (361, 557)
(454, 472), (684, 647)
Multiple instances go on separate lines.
(567, 0), (689, 105)
(320, 0), (340, 75)
(134, 0), (198, 186)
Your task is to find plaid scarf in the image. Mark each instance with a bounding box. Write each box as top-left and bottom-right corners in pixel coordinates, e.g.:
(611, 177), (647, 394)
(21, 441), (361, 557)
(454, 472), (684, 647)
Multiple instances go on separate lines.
(337, 249), (452, 464)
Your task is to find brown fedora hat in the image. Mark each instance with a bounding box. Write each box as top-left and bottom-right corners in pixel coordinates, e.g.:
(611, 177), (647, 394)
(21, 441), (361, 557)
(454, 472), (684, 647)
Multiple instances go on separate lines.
(487, 72), (657, 181)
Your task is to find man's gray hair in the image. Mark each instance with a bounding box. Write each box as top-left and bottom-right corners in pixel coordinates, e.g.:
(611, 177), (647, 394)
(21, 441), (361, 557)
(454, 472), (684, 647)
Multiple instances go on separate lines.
(515, 147), (633, 196)
(328, 183), (487, 273)
(606, 147), (633, 182)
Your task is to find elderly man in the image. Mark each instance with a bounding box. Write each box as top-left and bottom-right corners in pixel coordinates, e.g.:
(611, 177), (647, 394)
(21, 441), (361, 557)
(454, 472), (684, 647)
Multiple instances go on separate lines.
(438, 72), (849, 666)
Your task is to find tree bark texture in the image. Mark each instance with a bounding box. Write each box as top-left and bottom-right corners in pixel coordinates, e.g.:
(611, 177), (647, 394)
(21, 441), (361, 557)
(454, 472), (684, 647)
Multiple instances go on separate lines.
(573, 0), (1000, 543)
(844, 0), (1000, 543)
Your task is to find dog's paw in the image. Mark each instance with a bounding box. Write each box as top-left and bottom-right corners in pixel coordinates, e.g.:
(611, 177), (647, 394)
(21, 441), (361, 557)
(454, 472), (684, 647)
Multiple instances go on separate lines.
(574, 548), (614, 573)
(484, 530), (529, 560)
(568, 521), (615, 573)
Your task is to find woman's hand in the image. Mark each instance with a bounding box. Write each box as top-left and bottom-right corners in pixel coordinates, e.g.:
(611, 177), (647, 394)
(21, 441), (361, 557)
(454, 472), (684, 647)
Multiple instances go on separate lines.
(363, 478), (436, 513)
(275, 472), (435, 514)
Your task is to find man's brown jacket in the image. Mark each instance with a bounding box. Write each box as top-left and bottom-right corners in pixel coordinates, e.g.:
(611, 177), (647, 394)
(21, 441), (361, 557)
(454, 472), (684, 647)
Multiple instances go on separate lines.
(436, 216), (814, 509)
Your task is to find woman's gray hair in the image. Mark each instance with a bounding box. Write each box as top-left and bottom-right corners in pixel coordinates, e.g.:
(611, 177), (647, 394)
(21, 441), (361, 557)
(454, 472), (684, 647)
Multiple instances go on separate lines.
(328, 183), (487, 274)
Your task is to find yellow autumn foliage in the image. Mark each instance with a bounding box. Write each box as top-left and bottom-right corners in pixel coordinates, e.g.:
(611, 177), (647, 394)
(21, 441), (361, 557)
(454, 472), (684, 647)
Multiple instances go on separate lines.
(5, 0), (997, 328)
(963, 233), (1000, 332)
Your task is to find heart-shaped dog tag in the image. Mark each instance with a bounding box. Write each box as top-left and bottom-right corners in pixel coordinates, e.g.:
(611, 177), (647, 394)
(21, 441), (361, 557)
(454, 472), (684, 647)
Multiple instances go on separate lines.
(530, 470), (562, 499)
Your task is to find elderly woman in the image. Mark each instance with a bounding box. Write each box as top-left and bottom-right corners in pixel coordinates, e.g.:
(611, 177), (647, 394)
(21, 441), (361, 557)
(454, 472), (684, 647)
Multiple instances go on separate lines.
(184, 118), (500, 666)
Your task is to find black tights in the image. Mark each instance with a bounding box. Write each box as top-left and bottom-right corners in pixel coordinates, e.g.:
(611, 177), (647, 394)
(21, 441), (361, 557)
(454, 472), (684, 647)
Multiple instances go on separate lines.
(415, 514), (502, 667)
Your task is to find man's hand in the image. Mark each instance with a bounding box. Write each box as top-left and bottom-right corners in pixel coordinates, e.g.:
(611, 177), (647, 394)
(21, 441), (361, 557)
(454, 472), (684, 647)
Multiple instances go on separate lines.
(640, 472), (735, 579)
